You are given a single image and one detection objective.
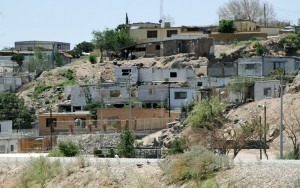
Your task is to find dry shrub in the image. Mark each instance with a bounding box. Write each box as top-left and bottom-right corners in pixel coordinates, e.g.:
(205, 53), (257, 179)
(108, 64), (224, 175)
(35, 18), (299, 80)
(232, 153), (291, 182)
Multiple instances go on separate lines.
(159, 145), (232, 185)
(19, 156), (62, 188)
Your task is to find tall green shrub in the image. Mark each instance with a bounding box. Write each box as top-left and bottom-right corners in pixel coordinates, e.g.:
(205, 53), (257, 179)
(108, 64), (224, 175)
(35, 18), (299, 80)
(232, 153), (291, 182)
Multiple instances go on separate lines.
(217, 19), (236, 33)
(117, 128), (135, 158)
(89, 54), (97, 64)
(187, 97), (225, 129)
(58, 141), (80, 157)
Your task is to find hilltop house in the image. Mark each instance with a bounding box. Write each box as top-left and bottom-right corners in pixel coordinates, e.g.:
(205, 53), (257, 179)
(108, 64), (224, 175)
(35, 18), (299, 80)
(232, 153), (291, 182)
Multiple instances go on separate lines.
(238, 56), (300, 77)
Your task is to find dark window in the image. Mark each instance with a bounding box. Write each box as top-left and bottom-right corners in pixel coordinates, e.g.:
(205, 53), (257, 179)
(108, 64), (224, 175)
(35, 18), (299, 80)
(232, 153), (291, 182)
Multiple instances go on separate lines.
(135, 47), (146, 52)
(110, 90), (121, 97)
(149, 89), (155, 95)
(170, 72), (177, 77)
(274, 61), (285, 69)
(122, 69), (131, 76)
(155, 45), (160, 50)
(174, 92), (187, 99)
(46, 118), (57, 127)
(10, 145), (14, 152)
(245, 64), (255, 69)
(167, 30), (178, 37)
(197, 82), (203, 86)
(264, 87), (272, 97)
(147, 30), (158, 38)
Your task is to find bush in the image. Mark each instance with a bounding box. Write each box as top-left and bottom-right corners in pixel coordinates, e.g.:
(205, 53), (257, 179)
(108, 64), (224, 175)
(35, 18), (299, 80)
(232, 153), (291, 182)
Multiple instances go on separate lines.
(187, 97), (225, 129)
(58, 141), (80, 157)
(117, 128), (135, 158)
(32, 85), (52, 99)
(160, 146), (231, 185)
(169, 137), (188, 155)
(217, 19), (236, 33)
(19, 156), (62, 187)
(48, 147), (64, 157)
(59, 69), (75, 80)
(281, 151), (300, 160)
(89, 54), (97, 64)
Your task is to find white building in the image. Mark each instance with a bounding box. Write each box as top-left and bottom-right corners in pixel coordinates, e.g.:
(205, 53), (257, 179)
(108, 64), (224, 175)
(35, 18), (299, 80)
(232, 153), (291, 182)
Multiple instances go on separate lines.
(138, 68), (195, 83)
(0, 121), (18, 153)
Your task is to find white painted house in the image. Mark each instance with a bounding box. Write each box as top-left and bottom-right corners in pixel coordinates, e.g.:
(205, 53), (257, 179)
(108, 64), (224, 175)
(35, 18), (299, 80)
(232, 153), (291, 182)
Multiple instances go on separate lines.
(170, 87), (196, 110)
(114, 66), (138, 84)
(0, 120), (18, 153)
(137, 84), (169, 103)
(188, 76), (232, 88)
(138, 68), (195, 83)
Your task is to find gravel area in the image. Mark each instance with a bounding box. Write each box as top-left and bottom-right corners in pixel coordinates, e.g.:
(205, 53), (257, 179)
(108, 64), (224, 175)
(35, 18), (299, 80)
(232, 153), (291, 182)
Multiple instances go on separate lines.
(217, 160), (300, 187)
(1, 154), (300, 187)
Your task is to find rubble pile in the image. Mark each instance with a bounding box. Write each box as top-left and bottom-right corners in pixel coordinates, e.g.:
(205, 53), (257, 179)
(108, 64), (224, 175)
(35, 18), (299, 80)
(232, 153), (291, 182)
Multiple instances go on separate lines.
(57, 133), (120, 154)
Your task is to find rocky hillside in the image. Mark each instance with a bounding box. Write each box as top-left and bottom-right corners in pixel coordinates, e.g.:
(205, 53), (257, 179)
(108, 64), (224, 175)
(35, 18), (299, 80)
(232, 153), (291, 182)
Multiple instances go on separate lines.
(17, 53), (208, 113)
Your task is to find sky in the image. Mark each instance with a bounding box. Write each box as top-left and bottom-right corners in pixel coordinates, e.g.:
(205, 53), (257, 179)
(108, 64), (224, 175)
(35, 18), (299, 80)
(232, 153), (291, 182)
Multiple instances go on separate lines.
(1, 0), (300, 49)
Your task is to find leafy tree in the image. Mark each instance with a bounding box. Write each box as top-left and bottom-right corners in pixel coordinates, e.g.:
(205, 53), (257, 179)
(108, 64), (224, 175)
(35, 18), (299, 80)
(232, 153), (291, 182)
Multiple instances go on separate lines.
(279, 33), (300, 54)
(0, 92), (35, 129)
(188, 97), (225, 129)
(229, 76), (254, 102)
(218, 0), (276, 24)
(28, 48), (52, 72)
(117, 128), (135, 158)
(217, 19), (236, 33)
(11, 53), (24, 68)
(83, 100), (101, 120)
(71, 41), (94, 58)
(54, 51), (64, 67)
(254, 41), (267, 56)
(92, 27), (135, 61)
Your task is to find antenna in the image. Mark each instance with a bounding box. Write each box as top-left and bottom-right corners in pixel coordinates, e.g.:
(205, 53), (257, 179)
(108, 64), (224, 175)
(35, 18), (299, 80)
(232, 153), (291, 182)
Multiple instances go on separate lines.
(159, 0), (164, 26)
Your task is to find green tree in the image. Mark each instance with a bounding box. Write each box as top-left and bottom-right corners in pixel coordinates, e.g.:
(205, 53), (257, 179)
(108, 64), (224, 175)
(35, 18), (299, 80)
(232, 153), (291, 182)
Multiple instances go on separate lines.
(217, 19), (236, 33)
(11, 53), (24, 68)
(229, 77), (254, 102)
(28, 48), (52, 72)
(83, 100), (101, 120)
(254, 41), (267, 56)
(54, 51), (64, 67)
(92, 27), (135, 62)
(187, 97), (225, 129)
(117, 128), (135, 158)
(71, 41), (95, 58)
(279, 33), (300, 54)
(0, 92), (35, 129)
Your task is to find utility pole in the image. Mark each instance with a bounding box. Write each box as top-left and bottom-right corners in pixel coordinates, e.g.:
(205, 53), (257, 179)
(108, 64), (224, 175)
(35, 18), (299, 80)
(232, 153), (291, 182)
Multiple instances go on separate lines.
(128, 73), (132, 130)
(50, 106), (53, 150)
(263, 104), (268, 159)
(280, 75), (284, 159)
(100, 72), (104, 133)
(264, 3), (267, 27)
(259, 116), (262, 160)
(168, 82), (171, 118)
